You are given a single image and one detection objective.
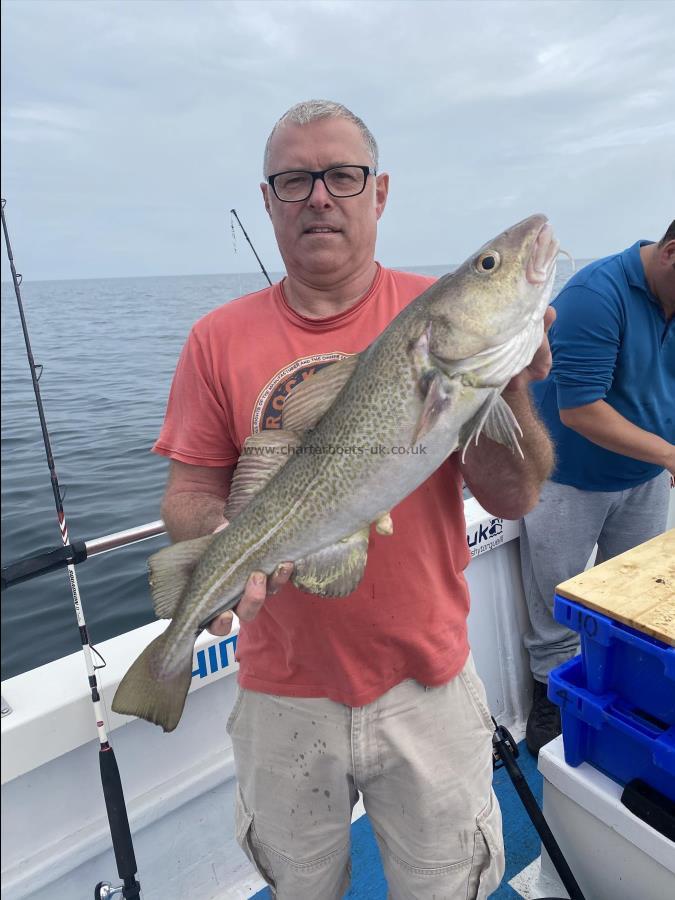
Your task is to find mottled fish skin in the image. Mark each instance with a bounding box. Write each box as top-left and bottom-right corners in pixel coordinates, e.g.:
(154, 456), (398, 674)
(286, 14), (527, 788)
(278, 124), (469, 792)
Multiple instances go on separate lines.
(112, 214), (559, 730)
(170, 215), (558, 643)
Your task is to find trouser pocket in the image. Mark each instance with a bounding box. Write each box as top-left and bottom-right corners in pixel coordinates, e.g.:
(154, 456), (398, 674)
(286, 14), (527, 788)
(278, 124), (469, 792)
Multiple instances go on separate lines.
(468, 790), (504, 900)
(226, 686), (245, 735)
(459, 653), (495, 736)
(234, 785), (352, 898)
(234, 786), (277, 891)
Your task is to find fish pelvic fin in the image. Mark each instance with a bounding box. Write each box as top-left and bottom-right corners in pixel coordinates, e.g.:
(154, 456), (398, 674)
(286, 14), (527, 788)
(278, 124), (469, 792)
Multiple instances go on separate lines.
(148, 534), (215, 619)
(292, 527), (370, 598)
(111, 631), (193, 732)
(461, 392), (524, 463)
(281, 355), (360, 433)
(225, 430), (302, 521)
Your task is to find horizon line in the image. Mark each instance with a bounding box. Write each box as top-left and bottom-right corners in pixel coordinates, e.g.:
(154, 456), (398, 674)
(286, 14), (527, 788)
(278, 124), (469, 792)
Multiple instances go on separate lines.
(0, 257), (586, 288)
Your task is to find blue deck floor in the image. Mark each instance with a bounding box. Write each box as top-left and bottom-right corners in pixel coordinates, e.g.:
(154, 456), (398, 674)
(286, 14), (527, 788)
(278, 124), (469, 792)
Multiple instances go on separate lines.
(252, 739), (544, 899)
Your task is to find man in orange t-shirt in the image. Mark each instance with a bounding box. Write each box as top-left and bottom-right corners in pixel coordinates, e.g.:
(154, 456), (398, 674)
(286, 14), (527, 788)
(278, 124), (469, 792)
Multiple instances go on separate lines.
(154, 100), (554, 899)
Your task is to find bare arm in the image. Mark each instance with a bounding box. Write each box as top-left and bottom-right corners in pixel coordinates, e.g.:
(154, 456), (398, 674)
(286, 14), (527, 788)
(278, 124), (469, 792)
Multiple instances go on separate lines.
(460, 387), (554, 519)
(560, 400), (675, 476)
(159, 459), (292, 632)
(160, 460), (233, 541)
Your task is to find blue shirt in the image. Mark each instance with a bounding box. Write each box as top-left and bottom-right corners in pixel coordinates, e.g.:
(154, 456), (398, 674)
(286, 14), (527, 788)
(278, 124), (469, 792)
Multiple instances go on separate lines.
(532, 241), (674, 491)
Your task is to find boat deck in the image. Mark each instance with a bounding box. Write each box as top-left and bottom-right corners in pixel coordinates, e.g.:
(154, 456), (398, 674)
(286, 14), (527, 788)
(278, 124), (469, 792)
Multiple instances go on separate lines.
(249, 739), (545, 900)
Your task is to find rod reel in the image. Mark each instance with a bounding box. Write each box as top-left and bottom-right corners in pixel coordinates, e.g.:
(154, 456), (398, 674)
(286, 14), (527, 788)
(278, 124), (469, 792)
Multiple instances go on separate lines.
(95, 883), (123, 900)
(94, 879), (140, 899)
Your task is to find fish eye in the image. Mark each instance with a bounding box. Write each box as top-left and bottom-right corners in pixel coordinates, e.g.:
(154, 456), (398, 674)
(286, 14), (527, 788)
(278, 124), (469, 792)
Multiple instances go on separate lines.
(475, 251), (501, 273)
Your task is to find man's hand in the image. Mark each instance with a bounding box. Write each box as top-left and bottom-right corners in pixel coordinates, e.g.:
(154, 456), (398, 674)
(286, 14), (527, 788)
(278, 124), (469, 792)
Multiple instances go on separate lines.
(206, 523), (294, 636)
(506, 306), (556, 391)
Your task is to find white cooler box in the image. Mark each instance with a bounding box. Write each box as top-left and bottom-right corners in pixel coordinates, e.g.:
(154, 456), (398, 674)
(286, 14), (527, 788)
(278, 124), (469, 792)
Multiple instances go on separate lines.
(537, 736), (675, 900)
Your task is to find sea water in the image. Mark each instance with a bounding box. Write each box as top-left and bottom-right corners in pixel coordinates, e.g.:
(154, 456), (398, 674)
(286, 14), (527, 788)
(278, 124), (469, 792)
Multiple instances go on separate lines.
(1, 261), (577, 678)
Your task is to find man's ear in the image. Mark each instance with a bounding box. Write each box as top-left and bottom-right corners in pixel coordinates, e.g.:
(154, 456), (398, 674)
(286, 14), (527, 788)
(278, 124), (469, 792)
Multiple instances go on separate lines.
(261, 182), (272, 218)
(375, 172), (389, 221)
(660, 239), (675, 269)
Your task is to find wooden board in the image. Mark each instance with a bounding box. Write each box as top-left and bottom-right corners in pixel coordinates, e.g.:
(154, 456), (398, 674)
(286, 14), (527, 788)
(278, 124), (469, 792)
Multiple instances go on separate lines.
(555, 529), (675, 646)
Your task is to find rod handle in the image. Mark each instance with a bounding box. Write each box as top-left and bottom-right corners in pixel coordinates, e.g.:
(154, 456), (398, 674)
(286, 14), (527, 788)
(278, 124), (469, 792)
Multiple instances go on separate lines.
(1, 540), (88, 590)
(99, 747), (139, 887)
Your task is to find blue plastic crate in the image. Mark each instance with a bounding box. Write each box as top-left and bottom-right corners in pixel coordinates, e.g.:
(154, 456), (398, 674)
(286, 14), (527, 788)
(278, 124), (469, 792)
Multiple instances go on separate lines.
(554, 593), (675, 726)
(549, 656), (675, 802)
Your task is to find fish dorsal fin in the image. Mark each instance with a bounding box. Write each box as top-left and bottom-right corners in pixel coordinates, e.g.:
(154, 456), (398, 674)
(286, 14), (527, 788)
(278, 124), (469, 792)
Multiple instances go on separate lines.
(148, 534), (215, 619)
(461, 392), (523, 463)
(224, 430), (302, 521)
(281, 355), (360, 433)
(292, 527), (370, 598)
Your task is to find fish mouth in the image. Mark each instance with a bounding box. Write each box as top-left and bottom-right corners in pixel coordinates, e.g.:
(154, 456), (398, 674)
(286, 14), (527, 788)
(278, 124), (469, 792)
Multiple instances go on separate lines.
(526, 220), (559, 285)
(447, 217), (559, 381)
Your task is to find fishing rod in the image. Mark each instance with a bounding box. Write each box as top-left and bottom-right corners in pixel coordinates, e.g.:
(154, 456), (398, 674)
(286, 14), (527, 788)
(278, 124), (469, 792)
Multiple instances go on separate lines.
(492, 720), (586, 900)
(2, 519), (166, 590)
(1, 199), (142, 900)
(230, 207), (273, 286)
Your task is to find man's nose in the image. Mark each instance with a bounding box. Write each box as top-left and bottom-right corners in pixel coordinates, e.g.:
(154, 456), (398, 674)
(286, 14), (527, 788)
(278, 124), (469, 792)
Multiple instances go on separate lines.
(307, 176), (333, 206)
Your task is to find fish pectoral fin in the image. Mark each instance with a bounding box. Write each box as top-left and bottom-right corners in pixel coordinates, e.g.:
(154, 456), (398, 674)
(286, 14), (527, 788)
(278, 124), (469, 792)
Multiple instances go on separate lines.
(148, 534), (215, 618)
(483, 395), (524, 456)
(292, 527), (370, 598)
(461, 392), (524, 463)
(225, 430), (302, 520)
(412, 371), (461, 445)
(281, 355), (360, 433)
(111, 630), (193, 732)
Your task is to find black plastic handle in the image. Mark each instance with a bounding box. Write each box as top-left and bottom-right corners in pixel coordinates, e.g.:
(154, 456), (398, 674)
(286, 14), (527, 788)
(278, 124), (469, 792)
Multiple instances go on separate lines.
(1, 539), (88, 590)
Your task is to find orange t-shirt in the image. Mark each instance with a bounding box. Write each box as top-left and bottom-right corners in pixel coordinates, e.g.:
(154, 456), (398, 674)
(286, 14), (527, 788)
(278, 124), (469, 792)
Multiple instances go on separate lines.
(154, 264), (471, 706)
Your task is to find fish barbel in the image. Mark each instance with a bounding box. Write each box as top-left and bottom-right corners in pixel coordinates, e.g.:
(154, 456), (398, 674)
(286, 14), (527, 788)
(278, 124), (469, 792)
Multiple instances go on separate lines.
(112, 213), (559, 731)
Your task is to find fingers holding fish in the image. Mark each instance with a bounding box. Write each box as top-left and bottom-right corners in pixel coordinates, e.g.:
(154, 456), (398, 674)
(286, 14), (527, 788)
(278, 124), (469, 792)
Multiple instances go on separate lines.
(236, 563), (294, 621)
(542, 305), (556, 334)
(233, 571), (267, 623)
(205, 570), (266, 633)
(206, 561), (294, 634)
(207, 609), (234, 636)
(267, 561), (295, 595)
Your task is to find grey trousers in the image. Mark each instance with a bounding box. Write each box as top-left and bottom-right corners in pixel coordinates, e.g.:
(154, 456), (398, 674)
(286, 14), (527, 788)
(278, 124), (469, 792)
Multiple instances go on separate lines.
(520, 471), (671, 683)
(227, 653), (504, 900)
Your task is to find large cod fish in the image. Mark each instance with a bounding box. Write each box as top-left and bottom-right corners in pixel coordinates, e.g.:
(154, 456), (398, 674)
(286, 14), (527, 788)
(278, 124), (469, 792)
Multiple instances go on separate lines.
(113, 213), (559, 731)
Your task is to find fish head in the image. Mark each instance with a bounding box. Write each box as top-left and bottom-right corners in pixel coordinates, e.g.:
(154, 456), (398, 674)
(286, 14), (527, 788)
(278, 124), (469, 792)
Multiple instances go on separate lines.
(428, 214), (559, 384)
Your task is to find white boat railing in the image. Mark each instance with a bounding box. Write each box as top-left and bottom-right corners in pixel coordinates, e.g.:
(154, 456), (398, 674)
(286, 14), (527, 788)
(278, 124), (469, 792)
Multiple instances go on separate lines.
(1, 520), (168, 592)
(84, 519), (167, 556)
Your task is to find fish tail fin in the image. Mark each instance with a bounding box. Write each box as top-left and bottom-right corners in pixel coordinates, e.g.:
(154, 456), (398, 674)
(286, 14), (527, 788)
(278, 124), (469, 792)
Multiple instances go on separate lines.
(112, 632), (193, 732)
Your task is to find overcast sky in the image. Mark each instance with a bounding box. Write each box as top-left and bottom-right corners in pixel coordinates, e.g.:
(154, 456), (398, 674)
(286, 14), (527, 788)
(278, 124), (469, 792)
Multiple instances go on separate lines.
(1, 0), (674, 282)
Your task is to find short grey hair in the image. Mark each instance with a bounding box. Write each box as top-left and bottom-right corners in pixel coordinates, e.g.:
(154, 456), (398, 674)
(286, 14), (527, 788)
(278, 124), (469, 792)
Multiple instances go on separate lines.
(263, 100), (379, 177)
(659, 220), (675, 246)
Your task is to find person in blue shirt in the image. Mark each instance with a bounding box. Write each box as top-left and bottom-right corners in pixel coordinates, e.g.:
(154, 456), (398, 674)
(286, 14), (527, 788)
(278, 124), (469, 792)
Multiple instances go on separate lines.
(521, 220), (675, 756)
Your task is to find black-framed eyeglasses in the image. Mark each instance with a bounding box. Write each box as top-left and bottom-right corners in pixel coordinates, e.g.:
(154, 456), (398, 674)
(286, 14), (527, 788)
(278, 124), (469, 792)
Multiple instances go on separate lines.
(267, 165), (376, 202)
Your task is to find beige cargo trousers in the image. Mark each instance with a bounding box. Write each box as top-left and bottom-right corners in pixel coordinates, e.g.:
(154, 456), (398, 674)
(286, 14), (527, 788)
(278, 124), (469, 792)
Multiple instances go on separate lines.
(227, 652), (504, 899)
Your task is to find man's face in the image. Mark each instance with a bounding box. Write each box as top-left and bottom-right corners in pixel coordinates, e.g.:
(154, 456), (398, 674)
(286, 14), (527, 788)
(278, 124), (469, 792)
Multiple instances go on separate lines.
(261, 117), (388, 283)
(655, 239), (675, 309)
